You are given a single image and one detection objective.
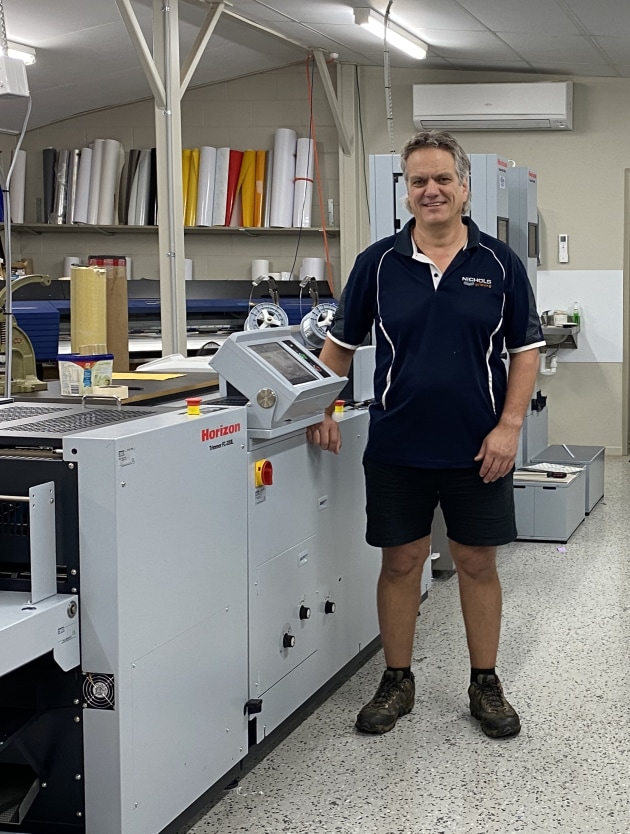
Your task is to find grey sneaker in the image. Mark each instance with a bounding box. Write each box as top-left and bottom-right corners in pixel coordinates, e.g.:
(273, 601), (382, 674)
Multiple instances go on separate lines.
(468, 673), (521, 738)
(355, 670), (415, 734)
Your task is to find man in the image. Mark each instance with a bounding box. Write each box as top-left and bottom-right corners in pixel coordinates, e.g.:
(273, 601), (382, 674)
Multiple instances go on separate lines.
(307, 131), (544, 739)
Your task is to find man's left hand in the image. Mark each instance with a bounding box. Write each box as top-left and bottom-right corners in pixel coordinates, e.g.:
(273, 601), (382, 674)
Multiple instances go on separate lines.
(474, 425), (520, 483)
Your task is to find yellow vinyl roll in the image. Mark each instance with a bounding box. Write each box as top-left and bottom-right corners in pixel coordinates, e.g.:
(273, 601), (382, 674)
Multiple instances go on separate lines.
(237, 150), (256, 227)
(253, 150), (266, 228)
(185, 148), (200, 227)
(181, 148), (192, 223)
(70, 266), (107, 353)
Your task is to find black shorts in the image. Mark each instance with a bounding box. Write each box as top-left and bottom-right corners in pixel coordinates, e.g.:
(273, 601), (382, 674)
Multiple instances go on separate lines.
(363, 458), (517, 548)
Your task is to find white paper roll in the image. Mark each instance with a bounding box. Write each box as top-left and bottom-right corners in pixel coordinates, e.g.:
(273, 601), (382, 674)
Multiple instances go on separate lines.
(97, 139), (123, 225)
(73, 147), (92, 224)
(251, 259), (270, 281)
(300, 257), (325, 282)
(9, 149), (26, 223)
(63, 256), (82, 278)
(293, 138), (314, 228)
(212, 147), (230, 226)
(196, 146), (217, 227)
(270, 128), (297, 228)
(87, 139), (105, 224)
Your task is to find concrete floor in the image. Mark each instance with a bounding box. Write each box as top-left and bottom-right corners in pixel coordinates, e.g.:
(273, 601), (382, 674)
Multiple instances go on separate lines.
(181, 456), (630, 834)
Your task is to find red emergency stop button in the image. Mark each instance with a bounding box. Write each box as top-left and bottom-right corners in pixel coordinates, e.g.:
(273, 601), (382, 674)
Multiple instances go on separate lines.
(186, 397), (202, 416)
(255, 459), (273, 487)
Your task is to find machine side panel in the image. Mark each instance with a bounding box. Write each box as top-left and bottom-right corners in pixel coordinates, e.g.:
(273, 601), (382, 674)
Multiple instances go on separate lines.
(69, 408), (248, 834)
(309, 410), (380, 673)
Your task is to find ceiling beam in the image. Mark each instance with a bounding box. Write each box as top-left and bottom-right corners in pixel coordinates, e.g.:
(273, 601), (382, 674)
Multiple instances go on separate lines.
(312, 49), (352, 156)
(180, 2), (225, 96)
(115, 0), (166, 107)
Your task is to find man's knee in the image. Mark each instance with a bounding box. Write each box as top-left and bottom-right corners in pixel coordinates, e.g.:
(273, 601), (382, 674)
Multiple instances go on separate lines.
(381, 538), (430, 580)
(449, 542), (497, 581)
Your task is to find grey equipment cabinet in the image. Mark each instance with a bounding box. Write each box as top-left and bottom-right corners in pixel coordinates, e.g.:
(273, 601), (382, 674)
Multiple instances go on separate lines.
(513, 469), (585, 542)
(530, 444), (604, 514)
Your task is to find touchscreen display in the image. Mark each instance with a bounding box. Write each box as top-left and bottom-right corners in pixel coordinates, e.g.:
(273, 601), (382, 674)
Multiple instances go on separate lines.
(249, 342), (319, 385)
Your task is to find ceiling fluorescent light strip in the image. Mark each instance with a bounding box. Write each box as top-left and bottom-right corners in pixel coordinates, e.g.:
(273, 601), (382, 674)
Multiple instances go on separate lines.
(6, 41), (36, 65)
(354, 8), (427, 60)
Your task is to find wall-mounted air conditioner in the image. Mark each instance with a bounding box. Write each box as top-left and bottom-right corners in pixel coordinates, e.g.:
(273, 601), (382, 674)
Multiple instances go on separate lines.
(412, 82), (573, 131)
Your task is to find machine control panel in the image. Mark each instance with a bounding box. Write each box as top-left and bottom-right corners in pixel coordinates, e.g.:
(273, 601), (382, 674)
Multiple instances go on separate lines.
(212, 329), (347, 438)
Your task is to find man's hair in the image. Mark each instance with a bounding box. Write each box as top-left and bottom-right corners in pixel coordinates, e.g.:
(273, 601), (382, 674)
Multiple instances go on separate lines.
(400, 130), (471, 214)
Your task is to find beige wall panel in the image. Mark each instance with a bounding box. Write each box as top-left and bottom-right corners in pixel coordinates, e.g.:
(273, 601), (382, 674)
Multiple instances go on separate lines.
(538, 363), (622, 453)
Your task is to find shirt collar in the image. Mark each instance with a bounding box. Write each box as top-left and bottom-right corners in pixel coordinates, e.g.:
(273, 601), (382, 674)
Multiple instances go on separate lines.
(394, 215), (480, 257)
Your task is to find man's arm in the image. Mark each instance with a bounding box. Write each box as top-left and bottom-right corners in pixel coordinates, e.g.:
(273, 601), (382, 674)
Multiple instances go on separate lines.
(306, 337), (356, 454)
(474, 347), (540, 482)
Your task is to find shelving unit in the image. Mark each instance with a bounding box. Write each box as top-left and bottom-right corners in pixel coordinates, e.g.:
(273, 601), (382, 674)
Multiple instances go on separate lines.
(4, 223), (339, 237)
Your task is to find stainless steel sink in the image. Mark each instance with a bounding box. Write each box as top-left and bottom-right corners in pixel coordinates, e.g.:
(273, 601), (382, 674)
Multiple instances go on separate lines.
(541, 324), (579, 348)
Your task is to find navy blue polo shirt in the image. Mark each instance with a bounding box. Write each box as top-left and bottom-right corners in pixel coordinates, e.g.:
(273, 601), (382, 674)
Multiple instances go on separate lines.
(328, 217), (545, 468)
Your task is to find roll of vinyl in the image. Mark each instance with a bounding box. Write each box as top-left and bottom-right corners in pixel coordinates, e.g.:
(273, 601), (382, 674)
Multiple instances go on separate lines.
(73, 148), (92, 225)
(300, 257), (325, 282)
(118, 149), (140, 225)
(269, 128), (297, 227)
(147, 148), (157, 225)
(251, 259), (270, 281)
(293, 138), (314, 228)
(52, 149), (70, 224)
(225, 149), (244, 226)
(229, 189), (242, 228)
(66, 149), (80, 224)
(87, 139), (105, 224)
(97, 139), (123, 225)
(238, 150), (256, 227)
(70, 266), (108, 354)
(9, 149), (26, 223)
(131, 150), (151, 225)
(196, 146), (217, 226)
(262, 149), (273, 227)
(253, 150), (266, 227)
(185, 148), (199, 227)
(212, 147), (230, 225)
(42, 147), (57, 223)
(181, 149), (192, 223)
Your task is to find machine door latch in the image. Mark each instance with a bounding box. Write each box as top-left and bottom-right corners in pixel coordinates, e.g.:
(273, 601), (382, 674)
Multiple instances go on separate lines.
(244, 698), (263, 716)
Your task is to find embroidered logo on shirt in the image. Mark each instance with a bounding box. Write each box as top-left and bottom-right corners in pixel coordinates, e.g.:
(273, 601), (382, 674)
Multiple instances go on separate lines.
(462, 276), (492, 288)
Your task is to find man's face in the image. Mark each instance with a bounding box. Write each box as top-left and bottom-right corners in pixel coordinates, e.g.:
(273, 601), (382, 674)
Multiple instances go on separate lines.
(405, 147), (469, 231)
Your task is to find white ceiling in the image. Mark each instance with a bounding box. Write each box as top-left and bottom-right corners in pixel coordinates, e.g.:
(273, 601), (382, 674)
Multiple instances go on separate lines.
(3, 0), (630, 130)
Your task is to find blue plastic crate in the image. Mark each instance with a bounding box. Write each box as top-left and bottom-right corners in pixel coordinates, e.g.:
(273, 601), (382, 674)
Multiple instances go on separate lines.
(13, 301), (61, 362)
